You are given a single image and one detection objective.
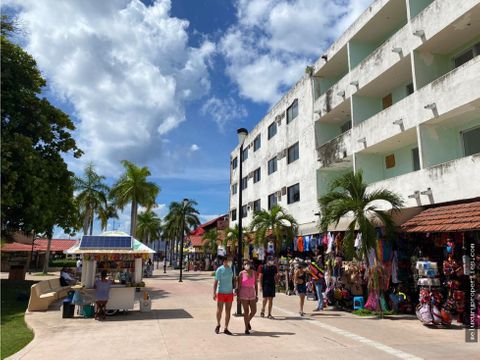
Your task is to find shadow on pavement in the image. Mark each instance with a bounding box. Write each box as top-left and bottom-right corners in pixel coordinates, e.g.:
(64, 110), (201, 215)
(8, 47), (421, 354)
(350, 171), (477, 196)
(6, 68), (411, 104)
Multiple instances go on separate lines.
(248, 331), (295, 337)
(148, 289), (170, 299)
(107, 308), (193, 321)
(309, 313), (343, 317)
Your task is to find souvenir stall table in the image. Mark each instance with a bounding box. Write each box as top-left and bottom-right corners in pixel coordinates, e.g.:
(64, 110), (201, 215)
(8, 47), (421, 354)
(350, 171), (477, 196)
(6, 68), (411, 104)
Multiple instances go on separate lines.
(65, 231), (155, 312)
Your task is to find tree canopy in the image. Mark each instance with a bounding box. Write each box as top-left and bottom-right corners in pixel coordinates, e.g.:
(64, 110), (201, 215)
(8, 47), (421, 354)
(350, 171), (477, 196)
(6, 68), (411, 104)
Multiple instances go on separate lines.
(1, 16), (82, 238)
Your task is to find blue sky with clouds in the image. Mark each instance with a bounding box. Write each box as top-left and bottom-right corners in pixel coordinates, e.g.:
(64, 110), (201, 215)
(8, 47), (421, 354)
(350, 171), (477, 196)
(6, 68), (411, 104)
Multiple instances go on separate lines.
(3, 0), (371, 237)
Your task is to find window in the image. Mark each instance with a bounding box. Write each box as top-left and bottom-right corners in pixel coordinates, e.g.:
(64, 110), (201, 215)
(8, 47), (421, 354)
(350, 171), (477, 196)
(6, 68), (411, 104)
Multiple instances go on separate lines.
(385, 154), (395, 169)
(268, 122), (277, 139)
(453, 43), (480, 68)
(462, 126), (480, 156)
(232, 157), (238, 169)
(268, 157), (278, 175)
(241, 205), (248, 218)
(253, 135), (261, 151)
(340, 120), (352, 133)
(230, 209), (237, 221)
(382, 94), (392, 109)
(268, 193), (277, 210)
(287, 183), (300, 204)
(406, 83), (414, 95)
(286, 99), (298, 124)
(241, 148), (248, 162)
(287, 142), (299, 164)
(253, 199), (261, 212)
(231, 183), (238, 195)
(241, 176), (248, 190)
(412, 147), (420, 171)
(253, 167), (261, 183)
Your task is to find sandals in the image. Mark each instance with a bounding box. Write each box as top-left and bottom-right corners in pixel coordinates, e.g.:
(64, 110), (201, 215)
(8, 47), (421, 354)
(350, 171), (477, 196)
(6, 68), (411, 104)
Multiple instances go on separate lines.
(267, 314), (275, 319)
(224, 329), (233, 335)
(260, 311), (265, 318)
(215, 325), (220, 334)
(248, 323), (252, 331)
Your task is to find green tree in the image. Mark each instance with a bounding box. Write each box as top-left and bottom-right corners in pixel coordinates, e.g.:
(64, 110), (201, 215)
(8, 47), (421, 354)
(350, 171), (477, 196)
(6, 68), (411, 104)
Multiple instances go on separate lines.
(1, 17), (82, 272)
(136, 210), (161, 243)
(318, 170), (403, 265)
(202, 229), (219, 258)
(224, 224), (246, 256)
(97, 203), (119, 232)
(109, 160), (159, 236)
(74, 163), (109, 234)
(164, 200), (200, 265)
(249, 205), (297, 254)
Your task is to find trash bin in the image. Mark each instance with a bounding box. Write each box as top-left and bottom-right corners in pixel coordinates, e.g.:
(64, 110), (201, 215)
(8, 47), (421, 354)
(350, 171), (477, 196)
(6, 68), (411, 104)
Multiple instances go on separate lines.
(8, 265), (26, 281)
(62, 298), (75, 318)
(140, 299), (152, 313)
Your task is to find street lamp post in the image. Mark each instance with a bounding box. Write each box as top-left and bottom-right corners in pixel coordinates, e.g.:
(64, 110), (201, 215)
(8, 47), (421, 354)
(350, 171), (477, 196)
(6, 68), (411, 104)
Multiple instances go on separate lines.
(163, 239), (168, 273)
(236, 128), (248, 316)
(179, 198), (189, 282)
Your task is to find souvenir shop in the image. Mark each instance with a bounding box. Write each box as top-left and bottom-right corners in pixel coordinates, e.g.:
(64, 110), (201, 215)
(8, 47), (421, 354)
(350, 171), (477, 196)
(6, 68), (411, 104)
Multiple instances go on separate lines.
(400, 201), (480, 327)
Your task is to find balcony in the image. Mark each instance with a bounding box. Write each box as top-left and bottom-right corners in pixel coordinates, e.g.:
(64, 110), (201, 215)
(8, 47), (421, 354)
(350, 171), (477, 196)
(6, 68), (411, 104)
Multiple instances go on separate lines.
(314, 71), (351, 116)
(410, 0), (480, 51)
(317, 130), (352, 168)
(367, 154), (480, 208)
(352, 92), (415, 152)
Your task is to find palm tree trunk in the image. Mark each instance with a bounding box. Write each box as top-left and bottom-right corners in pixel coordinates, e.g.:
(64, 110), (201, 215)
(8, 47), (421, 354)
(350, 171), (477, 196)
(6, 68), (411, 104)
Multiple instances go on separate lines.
(130, 199), (137, 236)
(83, 208), (91, 234)
(90, 213), (94, 235)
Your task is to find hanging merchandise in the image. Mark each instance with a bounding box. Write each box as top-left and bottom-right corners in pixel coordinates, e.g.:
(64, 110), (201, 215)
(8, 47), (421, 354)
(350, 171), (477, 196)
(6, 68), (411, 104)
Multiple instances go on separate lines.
(322, 233), (328, 246)
(267, 241), (275, 254)
(293, 236), (298, 251)
(326, 232), (334, 254)
(217, 245), (226, 256)
(304, 235), (311, 252)
(391, 251), (399, 284)
(297, 236), (304, 252)
(354, 233), (362, 249)
(258, 247), (265, 261)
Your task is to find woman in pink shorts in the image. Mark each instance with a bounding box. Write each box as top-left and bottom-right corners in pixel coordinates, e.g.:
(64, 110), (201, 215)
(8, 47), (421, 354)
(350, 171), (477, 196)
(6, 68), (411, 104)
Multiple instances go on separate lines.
(237, 259), (258, 334)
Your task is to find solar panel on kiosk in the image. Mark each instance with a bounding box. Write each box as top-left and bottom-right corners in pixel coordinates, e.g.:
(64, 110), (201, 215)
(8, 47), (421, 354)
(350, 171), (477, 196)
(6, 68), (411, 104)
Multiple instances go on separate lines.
(79, 236), (132, 249)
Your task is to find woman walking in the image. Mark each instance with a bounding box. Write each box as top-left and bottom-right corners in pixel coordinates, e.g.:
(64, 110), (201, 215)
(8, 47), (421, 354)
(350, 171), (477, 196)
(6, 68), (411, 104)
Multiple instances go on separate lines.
(237, 260), (258, 334)
(294, 263), (308, 316)
(259, 256), (278, 319)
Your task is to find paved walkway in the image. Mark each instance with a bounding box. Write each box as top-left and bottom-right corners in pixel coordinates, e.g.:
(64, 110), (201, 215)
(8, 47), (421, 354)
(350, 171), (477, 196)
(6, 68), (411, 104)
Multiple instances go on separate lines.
(7, 270), (479, 360)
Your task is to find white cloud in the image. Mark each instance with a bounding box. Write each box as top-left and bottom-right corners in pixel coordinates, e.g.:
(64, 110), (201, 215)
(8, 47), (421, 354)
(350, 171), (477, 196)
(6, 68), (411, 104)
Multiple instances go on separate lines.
(5, 0), (215, 175)
(190, 144), (200, 152)
(201, 96), (248, 132)
(220, 0), (372, 104)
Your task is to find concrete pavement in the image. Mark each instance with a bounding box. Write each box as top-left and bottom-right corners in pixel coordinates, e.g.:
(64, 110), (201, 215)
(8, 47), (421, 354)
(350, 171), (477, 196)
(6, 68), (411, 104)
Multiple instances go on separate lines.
(7, 269), (479, 360)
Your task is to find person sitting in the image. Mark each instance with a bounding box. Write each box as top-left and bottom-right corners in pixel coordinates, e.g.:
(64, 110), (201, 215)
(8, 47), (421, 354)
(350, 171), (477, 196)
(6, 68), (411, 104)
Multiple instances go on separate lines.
(60, 267), (76, 286)
(94, 270), (114, 320)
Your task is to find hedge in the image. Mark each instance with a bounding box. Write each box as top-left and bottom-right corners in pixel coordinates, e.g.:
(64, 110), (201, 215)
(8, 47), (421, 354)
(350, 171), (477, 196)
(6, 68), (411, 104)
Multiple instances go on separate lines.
(49, 259), (77, 268)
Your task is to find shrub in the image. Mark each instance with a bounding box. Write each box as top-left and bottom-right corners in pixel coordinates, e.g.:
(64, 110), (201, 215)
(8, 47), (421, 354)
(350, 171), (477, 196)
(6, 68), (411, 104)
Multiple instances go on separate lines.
(49, 259), (77, 268)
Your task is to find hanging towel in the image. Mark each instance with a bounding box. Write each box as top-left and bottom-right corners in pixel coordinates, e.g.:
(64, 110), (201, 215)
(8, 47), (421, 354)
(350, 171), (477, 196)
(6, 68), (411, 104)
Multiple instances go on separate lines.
(354, 233), (362, 248)
(391, 251), (399, 284)
(322, 233), (328, 246)
(293, 236), (298, 251)
(298, 236), (304, 252)
(367, 248), (376, 268)
(304, 235), (311, 251)
(326, 232), (334, 254)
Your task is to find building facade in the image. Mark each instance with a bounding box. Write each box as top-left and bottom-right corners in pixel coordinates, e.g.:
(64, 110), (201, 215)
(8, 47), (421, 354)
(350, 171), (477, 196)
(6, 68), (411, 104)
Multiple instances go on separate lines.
(229, 0), (480, 235)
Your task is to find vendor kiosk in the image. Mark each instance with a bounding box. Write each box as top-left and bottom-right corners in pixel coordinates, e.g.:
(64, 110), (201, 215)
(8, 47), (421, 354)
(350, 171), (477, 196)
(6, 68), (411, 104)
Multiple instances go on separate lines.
(65, 231), (155, 311)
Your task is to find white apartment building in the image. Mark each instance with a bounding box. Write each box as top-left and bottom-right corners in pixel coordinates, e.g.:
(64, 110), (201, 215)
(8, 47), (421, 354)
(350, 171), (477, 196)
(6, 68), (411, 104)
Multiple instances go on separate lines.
(229, 0), (480, 235)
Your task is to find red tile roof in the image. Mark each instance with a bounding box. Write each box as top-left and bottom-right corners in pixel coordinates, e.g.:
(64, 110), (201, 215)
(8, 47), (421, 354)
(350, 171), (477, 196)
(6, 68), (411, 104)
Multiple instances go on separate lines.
(1, 239), (77, 252)
(401, 200), (480, 232)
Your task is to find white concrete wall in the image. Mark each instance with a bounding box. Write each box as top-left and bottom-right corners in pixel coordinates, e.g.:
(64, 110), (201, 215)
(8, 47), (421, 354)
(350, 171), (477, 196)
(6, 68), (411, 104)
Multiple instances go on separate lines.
(229, 77), (318, 233)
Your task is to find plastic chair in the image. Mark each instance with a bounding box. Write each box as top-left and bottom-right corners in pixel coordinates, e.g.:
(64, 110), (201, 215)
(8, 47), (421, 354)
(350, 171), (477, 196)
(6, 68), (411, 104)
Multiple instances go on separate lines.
(353, 296), (364, 310)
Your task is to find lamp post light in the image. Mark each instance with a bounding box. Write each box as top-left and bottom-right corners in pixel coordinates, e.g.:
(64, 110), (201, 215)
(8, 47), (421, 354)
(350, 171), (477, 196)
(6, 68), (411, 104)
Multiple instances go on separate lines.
(178, 198), (189, 283)
(236, 127), (248, 316)
(163, 239), (168, 274)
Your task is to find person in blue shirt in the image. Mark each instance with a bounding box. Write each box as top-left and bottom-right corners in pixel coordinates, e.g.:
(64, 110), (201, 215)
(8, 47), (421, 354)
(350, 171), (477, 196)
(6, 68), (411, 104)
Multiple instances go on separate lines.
(213, 255), (234, 335)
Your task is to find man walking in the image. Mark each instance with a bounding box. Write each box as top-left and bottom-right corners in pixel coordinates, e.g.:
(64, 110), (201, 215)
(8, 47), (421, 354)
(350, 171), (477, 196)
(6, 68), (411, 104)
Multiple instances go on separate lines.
(213, 255), (234, 335)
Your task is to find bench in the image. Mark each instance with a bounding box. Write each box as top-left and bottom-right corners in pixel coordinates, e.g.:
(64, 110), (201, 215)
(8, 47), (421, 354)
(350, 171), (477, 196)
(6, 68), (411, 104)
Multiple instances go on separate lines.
(27, 278), (72, 311)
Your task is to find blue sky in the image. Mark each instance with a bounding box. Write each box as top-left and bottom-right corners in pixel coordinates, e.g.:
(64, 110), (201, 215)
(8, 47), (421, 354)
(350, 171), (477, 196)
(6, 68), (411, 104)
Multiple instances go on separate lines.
(3, 0), (371, 237)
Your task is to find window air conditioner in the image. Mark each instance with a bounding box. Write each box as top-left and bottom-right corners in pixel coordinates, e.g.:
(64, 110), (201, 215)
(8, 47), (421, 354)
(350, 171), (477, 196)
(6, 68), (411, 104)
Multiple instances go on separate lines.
(281, 187), (287, 196)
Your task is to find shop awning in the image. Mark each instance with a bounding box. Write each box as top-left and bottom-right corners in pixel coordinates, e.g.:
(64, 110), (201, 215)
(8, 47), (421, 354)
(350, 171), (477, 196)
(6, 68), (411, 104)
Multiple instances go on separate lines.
(401, 200), (480, 232)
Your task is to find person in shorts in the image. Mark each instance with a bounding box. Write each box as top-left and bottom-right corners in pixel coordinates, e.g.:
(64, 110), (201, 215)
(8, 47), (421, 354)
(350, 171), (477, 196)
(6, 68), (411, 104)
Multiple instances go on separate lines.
(294, 263), (308, 316)
(94, 270), (114, 320)
(213, 255), (234, 335)
(237, 259), (258, 334)
(259, 256), (278, 319)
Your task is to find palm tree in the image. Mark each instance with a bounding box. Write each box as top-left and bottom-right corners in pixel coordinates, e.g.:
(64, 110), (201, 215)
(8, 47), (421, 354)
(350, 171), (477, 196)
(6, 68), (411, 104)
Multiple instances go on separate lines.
(202, 228), (219, 258)
(164, 200), (200, 268)
(136, 210), (162, 243)
(97, 203), (119, 231)
(162, 217), (178, 267)
(109, 160), (160, 236)
(74, 163), (109, 234)
(249, 205), (297, 254)
(318, 170), (403, 266)
(224, 224), (246, 256)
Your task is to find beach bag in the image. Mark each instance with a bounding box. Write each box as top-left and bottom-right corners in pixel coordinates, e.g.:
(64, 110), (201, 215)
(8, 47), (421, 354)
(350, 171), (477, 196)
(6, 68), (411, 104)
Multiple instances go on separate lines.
(416, 304), (433, 324)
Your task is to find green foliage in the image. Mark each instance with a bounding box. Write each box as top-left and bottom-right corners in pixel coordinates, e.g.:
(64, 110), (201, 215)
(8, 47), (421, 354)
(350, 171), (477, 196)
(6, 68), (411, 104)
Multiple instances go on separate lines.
(1, 17), (82, 239)
(74, 163), (109, 234)
(109, 160), (160, 235)
(97, 203), (119, 232)
(249, 205), (297, 253)
(318, 171), (403, 265)
(136, 210), (161, 243)
(49, 259), (77, 268)
(224, 224), (247, 255)
(202, 229), (219, 255)
(1, 281), (34, 359)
